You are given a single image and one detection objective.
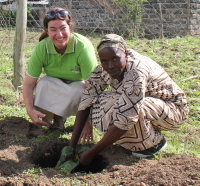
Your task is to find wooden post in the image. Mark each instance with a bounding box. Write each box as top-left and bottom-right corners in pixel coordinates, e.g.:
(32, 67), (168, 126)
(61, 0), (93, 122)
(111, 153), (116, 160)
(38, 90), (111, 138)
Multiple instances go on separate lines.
(159, 3), (164, 39)
(68, 0), (72, 13)
(186, 0), (191, 35)
(13, 0), (27, 90)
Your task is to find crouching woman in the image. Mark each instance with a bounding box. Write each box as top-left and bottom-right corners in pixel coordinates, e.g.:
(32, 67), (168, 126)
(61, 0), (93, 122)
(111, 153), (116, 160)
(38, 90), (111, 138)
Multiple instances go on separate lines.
(69, 34), (189, 165)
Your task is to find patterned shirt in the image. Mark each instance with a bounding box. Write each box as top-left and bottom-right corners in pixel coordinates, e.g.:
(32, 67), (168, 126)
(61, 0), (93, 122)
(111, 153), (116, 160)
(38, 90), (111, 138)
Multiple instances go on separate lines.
(78, 49), (188, 130)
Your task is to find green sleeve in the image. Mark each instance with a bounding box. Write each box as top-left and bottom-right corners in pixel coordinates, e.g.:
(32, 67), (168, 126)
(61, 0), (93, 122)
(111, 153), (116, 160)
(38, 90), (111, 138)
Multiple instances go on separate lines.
(78, 44), (98, 80)
(27, 40), (46, 78)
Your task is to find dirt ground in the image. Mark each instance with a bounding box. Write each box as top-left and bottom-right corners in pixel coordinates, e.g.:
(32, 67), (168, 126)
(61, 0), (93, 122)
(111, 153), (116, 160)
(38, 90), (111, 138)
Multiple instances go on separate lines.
(0, 116), (199, 186)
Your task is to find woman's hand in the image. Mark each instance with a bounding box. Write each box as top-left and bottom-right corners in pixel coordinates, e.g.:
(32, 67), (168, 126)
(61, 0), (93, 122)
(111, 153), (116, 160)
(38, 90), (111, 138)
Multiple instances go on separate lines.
(23, 74), (49, 128)
(84, 80), (89, 88)
(27, 109), (50, 128)
(78, 125), (127, 166)
(79, 121), (93, 145)
(79, 149), (95, 166)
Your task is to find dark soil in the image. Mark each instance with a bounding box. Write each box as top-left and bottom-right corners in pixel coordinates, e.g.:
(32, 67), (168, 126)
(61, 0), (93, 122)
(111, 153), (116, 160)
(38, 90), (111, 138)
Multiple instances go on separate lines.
(0, 116), (199, 186)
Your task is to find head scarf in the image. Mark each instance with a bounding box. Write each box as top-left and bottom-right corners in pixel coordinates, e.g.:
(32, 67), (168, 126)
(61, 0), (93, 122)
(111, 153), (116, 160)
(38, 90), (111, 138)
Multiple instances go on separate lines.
(97, 34), (127, 52)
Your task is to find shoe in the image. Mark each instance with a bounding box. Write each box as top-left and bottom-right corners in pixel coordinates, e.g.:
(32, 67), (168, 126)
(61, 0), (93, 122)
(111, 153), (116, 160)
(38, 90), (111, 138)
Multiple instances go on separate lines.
(132, 138), (167, 158)
(49, 115), (66, 132)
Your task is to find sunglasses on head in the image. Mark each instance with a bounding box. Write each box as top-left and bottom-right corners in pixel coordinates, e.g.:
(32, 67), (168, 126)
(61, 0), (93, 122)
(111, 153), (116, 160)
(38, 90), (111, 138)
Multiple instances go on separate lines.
(46, 10), (69, 20)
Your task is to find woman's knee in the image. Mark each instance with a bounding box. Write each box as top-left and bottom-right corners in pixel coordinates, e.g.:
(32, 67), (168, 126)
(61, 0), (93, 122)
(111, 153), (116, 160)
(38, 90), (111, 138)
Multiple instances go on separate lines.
(139, 97), (186, 130)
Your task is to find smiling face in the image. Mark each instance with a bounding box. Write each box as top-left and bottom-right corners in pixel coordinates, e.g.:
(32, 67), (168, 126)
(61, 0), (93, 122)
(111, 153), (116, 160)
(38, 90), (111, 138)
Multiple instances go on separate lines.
(98, 47), (127, 81)
(47, 19), (71, 53)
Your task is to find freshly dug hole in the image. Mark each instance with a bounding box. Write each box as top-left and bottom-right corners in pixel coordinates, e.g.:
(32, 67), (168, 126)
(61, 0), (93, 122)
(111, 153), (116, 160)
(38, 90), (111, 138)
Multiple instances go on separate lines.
(31, 143), (108, 173)
(74, 154), (108, 173)
(31, 142), (67, 168)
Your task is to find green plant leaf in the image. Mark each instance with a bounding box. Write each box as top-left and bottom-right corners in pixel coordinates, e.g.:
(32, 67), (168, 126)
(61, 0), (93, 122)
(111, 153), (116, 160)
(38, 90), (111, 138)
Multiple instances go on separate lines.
(55, 145), (90, 174)
(194, 90), (200, 95)
(59, 160), (79, 174)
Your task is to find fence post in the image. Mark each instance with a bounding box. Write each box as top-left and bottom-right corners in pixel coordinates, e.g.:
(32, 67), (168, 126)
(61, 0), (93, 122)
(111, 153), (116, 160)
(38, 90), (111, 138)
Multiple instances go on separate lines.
(186, 0), (191, 35)
(159, 3), (164, 39)
(68, 0), (72, 12)
(13, 0), (27, 90)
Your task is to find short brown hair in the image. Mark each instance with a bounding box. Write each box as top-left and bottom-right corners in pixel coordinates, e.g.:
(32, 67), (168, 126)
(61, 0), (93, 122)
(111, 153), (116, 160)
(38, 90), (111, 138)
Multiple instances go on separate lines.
(39, 7), (74, 42)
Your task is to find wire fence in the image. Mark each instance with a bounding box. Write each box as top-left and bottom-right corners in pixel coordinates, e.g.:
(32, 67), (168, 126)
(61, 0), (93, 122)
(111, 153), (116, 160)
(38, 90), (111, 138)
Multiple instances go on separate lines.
(0, 0), (199, 58)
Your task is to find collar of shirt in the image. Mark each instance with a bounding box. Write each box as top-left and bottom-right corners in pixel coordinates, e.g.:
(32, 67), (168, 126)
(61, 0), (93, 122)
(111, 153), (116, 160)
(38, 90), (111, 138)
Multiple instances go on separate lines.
(45, 33), (75, 54)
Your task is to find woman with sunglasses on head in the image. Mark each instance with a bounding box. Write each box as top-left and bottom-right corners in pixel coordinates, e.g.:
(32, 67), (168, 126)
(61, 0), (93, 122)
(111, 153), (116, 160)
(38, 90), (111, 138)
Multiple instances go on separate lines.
(22, 7), (97, 132)
(68, 34), (189, 165)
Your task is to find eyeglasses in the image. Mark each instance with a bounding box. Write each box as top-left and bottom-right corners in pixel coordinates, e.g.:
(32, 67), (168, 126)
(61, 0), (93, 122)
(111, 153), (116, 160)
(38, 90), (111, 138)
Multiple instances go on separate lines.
(46, 10), (69, 20)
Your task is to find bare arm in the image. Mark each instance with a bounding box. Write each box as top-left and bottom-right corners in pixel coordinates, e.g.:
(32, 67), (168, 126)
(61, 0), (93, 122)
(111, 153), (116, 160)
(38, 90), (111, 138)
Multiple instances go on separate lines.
(22, 74), (49, 127)
(79, 125), (127, 165)
(69, 107), (91, 148)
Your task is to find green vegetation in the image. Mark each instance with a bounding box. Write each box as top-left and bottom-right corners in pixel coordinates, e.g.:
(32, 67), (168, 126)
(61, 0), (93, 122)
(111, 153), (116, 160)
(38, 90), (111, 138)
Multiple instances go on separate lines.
(0, 31), (199, 160)
(112, 0), (147, 38)
(0, 10), (17, 27)
(0, 7), (36, 28)
(23, 168), (43, 177)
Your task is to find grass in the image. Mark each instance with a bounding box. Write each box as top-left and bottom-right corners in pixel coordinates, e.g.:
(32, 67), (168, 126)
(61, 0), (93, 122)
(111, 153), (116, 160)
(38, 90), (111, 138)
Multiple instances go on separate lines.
(0, 29), (199, 160)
